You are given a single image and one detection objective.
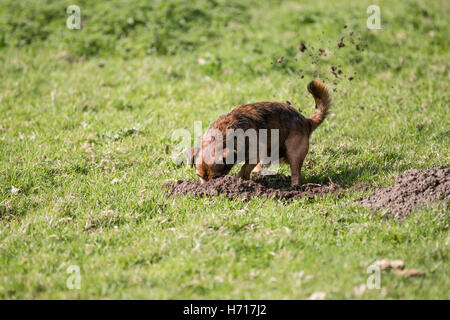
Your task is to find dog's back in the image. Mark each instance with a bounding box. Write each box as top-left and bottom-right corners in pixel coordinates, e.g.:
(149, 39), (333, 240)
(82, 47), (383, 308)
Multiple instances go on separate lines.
(210, 101), (311, 139)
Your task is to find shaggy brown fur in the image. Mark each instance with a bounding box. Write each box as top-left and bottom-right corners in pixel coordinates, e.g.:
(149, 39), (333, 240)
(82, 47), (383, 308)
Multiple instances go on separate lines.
(188, 80), (331, 186)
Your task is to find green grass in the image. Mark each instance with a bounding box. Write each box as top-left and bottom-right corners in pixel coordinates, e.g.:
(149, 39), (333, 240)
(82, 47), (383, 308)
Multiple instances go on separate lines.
(0, 0), (449, 299)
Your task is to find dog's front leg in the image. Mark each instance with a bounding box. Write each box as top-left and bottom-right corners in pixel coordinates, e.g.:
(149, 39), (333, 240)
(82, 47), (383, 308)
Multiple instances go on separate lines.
(251, 162), (263, 177)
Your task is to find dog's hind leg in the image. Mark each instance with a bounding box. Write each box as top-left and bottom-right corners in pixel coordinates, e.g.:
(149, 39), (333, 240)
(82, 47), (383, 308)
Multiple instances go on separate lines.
(236, 163), (257, 180)
(285, 134), (309, 187)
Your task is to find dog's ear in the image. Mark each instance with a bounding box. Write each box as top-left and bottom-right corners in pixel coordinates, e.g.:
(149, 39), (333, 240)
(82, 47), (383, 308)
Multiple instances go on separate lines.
(187, 147), (200, 168)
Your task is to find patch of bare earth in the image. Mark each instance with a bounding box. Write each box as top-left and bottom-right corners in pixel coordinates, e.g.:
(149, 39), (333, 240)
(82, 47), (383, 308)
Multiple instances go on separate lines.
(165, 168), (448, 220)
(360, 167), (449, 221)
(165, 175), (367, 201)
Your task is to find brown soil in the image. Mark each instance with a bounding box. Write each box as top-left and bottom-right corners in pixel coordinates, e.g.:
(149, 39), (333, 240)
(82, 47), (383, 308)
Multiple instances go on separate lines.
(360, 167), (449, 220)
(165, 174), (367, 201)
(166, 168), (448, 221)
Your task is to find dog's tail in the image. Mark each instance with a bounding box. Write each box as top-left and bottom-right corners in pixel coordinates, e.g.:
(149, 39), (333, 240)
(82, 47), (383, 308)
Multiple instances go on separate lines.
(307, 80), (331, 131)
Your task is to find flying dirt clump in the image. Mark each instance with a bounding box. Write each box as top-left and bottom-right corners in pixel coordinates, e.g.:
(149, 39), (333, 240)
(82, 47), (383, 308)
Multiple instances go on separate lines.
(360, 167), (449, 221)
(165, 175), (347, 201)
(299, 42), (307, 52)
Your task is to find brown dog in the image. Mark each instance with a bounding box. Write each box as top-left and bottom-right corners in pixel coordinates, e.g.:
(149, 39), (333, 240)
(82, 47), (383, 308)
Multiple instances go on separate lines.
(188, 80), (331, 186)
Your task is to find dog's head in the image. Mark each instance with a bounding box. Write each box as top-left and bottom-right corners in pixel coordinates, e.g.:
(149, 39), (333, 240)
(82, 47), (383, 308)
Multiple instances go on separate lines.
(187, 136), (234, 183)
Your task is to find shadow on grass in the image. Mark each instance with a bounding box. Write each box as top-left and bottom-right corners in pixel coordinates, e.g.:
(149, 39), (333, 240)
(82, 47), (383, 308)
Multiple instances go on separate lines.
(253, 163), (410, 190)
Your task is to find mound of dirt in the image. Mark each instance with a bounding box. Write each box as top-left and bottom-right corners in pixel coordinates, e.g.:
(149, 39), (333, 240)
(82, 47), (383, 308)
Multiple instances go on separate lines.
(165, 175), (345, 201)
(360, 167), (449, 220)
(165, 168), (448, 219)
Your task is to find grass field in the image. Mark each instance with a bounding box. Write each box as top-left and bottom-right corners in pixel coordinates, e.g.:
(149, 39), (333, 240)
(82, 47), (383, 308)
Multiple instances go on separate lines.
(0, 0), (449, 299)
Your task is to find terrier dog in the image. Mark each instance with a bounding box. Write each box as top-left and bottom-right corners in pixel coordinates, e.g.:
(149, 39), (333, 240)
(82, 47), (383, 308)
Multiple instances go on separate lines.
(188, 80), (331, 187)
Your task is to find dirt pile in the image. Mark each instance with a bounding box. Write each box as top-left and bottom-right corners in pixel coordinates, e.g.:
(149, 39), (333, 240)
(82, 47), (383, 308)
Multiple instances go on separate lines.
(165, 175), (345, 201)
(360, 167), (449, 220)
(166, 168), (448, 220)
